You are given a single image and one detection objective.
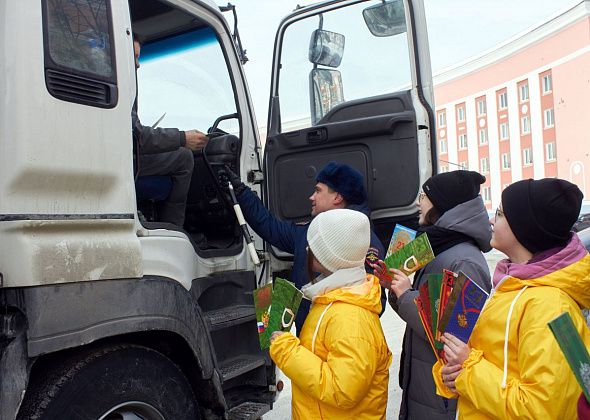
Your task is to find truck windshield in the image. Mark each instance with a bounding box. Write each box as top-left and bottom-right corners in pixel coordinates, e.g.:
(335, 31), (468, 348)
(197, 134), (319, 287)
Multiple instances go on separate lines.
(137, 27), (239, 134)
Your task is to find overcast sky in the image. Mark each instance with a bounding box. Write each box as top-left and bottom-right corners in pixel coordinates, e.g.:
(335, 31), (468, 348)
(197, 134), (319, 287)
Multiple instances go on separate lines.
(217, 0), (580, 123)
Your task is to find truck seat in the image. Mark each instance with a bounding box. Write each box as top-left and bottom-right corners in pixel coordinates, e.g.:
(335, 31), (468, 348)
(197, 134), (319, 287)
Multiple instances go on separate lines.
(135, 176), (173, 222)
(135, 175), (173, 202)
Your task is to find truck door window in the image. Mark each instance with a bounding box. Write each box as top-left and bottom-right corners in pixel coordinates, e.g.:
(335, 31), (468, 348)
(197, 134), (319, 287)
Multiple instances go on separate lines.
(42, 0), (117, 107)
(137, 28), (240, 135)
(278, 0), (411, 130)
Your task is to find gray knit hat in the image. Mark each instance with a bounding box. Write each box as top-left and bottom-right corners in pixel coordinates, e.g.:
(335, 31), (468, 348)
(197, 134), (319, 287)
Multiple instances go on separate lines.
(307, 209), (370, 273)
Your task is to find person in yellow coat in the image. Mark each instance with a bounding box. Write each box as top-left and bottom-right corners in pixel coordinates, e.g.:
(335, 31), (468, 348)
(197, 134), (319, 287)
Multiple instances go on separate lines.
(270, 208), (392, 419)
(432, 178), (590, 419)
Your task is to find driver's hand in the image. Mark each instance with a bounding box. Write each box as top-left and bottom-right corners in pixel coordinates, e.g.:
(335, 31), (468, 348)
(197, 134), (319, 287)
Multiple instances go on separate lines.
(184, 129), (209, 151)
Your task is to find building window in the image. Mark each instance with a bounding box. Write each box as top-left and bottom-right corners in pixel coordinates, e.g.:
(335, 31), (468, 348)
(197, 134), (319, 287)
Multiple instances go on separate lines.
(438, 112), (446, 127)
(458, 134), (468, 149)
(546, 142), (556, 161)
(459, 161), (468, 170)
(483, 186), (491, 203)
(479, 128), (488, 145)
(457, 106), (465, 122)
(544, 108), (554, 128)
(543, 74), (552, 94)
(500, 122), (509, 140)
(519, 84), (529, 102)
(439, 139), (447, 154)
(439, 165), (449, 173)
(498, 92), (508, 109)
(521, 116), (531, 135)
(480, 157), (489, 174)
(523, 148), (533, 166)
(477, 100), (486, 116)
(501, 153), (511, 170)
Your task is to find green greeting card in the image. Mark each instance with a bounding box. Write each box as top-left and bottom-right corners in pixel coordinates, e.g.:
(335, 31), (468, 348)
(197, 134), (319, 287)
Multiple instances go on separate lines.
(427, 273), (443, 349)
(253, 283), (273, 349)
(383, 233), (434, 275)
(548, 312), (590, 402)
(253, 278), (303, 349)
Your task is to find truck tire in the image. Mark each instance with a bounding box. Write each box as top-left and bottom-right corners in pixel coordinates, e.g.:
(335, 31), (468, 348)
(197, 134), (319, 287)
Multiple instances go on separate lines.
(18, 344), (200, 420)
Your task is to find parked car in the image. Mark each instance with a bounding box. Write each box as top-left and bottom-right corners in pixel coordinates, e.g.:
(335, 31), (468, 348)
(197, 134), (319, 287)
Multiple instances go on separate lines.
(578, 226), (590, 252)
(574, 201), (590, 232)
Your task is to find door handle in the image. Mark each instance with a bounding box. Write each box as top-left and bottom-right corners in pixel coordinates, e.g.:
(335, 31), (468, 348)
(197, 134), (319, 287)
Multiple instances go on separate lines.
(307, 128), (328, 144)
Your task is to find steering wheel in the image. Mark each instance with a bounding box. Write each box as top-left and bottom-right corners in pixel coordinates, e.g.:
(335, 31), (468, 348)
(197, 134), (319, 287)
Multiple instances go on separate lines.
(206, 131), (225, 140)
(207, 112), (238, 138)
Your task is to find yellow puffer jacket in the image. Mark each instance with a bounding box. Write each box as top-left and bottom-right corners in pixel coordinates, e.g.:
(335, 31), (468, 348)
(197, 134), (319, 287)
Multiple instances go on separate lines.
(270, 275), (392, 419)
(433, 251), (590, 419)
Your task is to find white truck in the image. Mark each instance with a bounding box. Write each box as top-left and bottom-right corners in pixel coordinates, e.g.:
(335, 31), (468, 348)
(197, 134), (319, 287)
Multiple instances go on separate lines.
(0, 0), (435, 418)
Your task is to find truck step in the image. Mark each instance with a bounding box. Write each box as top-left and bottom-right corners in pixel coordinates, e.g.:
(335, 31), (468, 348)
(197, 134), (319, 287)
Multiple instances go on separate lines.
(219, 356), (265, 381)
(205, 305), (255, 331)
(228, 402), (271, 420)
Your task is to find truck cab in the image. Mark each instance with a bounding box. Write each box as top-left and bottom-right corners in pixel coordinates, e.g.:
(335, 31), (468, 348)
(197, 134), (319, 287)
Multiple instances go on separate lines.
(0, 0), (434, 418)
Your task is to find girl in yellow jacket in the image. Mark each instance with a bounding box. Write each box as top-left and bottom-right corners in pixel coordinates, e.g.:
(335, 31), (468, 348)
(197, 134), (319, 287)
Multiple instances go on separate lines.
(433, 178), (590, 419)
(270, 208), (392, 419)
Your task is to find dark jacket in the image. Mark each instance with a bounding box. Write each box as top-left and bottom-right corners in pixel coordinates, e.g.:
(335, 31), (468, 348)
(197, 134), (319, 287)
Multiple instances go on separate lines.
(237, 187), (385, 333)
(389, 196), (492, 420)
(132, 101), (186, 155)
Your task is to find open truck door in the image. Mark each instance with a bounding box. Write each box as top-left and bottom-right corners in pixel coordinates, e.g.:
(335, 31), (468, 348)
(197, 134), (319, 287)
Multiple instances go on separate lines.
(264, 0), (436, 250)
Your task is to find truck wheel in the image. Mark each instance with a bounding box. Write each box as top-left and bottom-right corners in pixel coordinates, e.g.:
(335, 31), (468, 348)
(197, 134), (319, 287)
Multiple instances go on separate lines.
(18, 344), (200, 420)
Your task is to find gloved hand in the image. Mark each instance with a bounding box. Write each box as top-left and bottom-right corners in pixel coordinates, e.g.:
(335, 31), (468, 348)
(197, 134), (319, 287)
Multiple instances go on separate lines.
(221, 165), (246, 195)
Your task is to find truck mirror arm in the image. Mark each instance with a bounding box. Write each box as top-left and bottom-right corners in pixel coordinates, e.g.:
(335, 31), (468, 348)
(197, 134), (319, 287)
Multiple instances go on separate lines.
(220, 3), (249, 64)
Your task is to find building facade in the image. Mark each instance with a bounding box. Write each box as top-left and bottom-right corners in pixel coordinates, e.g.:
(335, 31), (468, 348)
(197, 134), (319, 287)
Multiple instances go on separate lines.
(434, 1), (590, 209)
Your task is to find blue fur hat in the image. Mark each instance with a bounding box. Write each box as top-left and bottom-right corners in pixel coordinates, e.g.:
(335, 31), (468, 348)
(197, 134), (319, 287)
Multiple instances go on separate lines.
(316, 161), (367, 205)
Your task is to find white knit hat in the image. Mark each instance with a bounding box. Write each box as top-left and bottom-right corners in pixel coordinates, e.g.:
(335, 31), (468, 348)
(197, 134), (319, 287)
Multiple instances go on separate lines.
(306, 209), (370, 273)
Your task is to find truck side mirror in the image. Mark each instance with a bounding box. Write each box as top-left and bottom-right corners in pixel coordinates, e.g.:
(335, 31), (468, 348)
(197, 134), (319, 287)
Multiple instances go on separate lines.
(363, 0), (407, 37)
(308, 29), (345, 68)
(309, 68), (344, 125)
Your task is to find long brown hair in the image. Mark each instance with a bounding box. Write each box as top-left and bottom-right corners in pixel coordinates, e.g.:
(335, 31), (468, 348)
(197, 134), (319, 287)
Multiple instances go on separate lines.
(423, 206), (441, 226)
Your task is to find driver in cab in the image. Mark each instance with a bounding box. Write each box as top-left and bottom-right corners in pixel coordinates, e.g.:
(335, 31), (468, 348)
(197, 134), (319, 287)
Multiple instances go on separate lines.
(132, 34), (208, 228)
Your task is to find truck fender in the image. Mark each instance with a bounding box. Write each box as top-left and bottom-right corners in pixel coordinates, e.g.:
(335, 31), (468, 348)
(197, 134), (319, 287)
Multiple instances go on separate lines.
(22, 277), (214, 377)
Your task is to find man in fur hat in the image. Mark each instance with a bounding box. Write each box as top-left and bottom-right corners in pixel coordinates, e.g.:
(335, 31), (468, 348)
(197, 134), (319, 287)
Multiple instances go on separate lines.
(228, 161), (385, 333)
